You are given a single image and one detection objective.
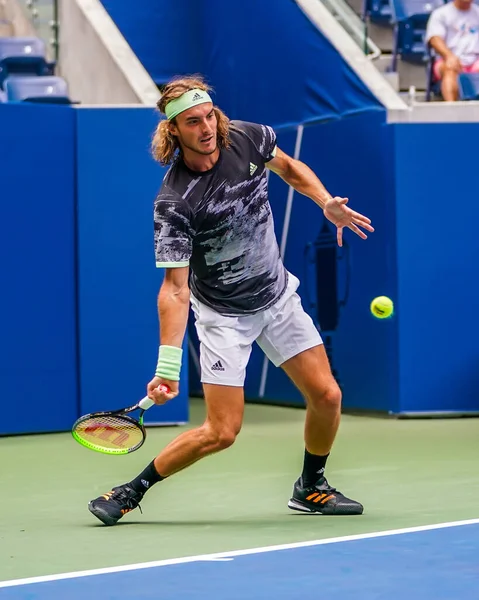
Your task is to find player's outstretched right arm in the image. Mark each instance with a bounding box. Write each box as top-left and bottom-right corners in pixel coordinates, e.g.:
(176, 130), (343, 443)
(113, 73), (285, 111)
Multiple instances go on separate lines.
(148, 266), (190, 405)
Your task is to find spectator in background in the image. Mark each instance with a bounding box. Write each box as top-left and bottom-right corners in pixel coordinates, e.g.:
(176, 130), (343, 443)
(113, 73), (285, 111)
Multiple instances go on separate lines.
(426, 0), (479, 101)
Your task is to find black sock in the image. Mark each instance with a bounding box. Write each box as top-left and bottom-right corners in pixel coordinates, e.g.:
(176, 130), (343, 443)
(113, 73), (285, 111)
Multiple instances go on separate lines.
(300, 449), (329, 487)
(128, 460), (165, 494)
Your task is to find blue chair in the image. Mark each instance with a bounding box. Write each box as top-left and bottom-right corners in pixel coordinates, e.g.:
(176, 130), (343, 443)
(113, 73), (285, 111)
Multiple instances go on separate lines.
(390, 0), (445, 70)
(5, 76), (71, 104)
(364, 0), (393, 24)
(0, 37), (51, 89)
(458, 72), (479, 100)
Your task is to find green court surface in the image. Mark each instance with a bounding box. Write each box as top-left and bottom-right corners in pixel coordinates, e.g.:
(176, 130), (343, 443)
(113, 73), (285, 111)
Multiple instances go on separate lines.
(1, 399), (478, 583)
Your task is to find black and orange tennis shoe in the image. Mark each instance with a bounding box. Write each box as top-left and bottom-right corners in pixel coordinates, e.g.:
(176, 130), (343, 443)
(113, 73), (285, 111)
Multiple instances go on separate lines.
(288, 476), (364, 515)
(88, 484), (143, 526)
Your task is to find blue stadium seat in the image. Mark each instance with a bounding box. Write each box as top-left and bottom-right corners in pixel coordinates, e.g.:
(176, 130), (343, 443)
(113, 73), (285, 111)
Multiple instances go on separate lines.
(0, 37), (51, 89)
(458, 72), (479, 100)
(390, 0), (445, 70)
(364, 0), (393, 24)
(4, 76), (71, 104)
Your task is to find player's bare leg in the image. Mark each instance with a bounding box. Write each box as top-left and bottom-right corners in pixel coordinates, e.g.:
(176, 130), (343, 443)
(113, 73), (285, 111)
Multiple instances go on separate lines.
(88, 384), (244, 525)
(282, 345), (341, 455)
(283, 345), (364, 515)
(153, 383), (244, 476)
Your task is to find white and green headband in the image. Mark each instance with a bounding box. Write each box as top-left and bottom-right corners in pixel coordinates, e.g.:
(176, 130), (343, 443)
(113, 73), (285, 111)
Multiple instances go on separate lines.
(164, 88), (213, 121)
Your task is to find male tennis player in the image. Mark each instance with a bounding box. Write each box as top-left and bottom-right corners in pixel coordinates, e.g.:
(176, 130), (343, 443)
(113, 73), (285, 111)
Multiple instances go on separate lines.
(88, 76), (374, 525)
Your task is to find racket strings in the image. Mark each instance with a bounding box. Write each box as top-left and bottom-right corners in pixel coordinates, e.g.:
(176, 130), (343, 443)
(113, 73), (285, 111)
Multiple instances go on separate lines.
(74, 415), (143, 450)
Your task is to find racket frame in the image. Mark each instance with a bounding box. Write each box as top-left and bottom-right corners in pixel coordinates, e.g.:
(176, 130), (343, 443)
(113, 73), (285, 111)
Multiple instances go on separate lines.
(71, 388), (167, 455)
(71, 403), (147, 455)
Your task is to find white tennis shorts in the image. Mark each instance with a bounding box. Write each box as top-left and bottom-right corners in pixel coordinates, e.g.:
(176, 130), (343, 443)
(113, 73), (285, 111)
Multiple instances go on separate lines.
(190, 273), (323, 387)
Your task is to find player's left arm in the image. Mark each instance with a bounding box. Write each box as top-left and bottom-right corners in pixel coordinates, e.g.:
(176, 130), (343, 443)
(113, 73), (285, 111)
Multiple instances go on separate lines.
(266, 147), (374, 247)
(266, 146), (333, 209)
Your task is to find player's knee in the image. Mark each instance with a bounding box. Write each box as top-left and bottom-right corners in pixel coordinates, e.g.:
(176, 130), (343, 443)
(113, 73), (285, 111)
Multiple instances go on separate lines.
(308, 382), (342, 412)
(216, 429), (238, 450)
(203, 422), (240, 451)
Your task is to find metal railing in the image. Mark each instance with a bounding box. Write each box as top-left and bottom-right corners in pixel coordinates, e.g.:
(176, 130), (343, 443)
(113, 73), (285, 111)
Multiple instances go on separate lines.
(319, 0), (381, 59)
(19, 0), (58, 61)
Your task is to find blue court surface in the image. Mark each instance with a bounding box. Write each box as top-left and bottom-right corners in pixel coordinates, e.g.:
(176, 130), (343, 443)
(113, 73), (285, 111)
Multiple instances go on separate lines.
(1, 520), (478, 599)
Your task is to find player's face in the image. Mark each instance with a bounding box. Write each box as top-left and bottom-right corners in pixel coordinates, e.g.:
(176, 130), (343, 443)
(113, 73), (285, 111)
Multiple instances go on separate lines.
(171, 103), (218, 156)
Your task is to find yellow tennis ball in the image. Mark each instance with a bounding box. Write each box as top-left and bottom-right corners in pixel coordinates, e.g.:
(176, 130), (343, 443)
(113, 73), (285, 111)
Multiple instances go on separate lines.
(370, 296), (394, 319)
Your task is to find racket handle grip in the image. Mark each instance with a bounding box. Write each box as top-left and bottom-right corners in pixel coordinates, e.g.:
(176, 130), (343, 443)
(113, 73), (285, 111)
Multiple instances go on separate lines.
(139, 385), (171, 410)
(139, 397), (155, 410)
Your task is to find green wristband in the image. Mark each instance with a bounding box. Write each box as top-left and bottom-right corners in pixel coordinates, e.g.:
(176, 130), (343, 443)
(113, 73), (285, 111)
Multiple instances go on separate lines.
(155, 345), (182, 381)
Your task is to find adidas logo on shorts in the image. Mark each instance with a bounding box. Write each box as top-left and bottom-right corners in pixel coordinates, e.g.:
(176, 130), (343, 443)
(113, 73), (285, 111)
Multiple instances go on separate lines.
(211, 360), (225, 371)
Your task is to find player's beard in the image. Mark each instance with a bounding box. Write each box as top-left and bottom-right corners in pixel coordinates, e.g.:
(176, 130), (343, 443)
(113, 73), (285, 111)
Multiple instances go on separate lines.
(182, 135), (218, 156)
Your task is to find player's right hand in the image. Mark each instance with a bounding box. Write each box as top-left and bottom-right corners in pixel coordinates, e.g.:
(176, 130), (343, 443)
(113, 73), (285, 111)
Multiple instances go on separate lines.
(324, 196), (374, 247)
(147, 376), (179, 405)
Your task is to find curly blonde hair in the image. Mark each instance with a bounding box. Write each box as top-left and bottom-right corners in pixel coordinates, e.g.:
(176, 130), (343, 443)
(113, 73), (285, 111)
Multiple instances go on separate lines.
(151, 75), (231, 166)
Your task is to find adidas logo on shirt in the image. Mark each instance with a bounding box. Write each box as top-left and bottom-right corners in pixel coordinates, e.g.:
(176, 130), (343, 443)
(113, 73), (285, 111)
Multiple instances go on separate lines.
(250, 162), (257, 176)
(192, 93), (202, 101)
(211, 360), (225, 371)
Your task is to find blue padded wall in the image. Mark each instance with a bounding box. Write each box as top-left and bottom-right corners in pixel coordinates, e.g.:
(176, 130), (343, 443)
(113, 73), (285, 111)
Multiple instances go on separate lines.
(394, 124), (479, 414)
(0, 104), (78, 434)
(3, 103), (477, 426)
(75, 107), (189, 424)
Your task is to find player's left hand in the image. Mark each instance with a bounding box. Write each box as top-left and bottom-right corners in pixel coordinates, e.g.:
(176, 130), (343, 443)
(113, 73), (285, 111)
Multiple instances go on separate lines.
(324, 197), (374, 247)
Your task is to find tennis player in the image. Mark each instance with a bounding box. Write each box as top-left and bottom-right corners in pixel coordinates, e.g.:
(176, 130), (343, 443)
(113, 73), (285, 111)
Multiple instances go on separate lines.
(88, 76), (374, 526)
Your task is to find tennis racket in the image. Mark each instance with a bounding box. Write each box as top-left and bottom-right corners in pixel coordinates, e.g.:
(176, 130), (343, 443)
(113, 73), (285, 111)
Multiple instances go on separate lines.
(71, 385), (170, 455)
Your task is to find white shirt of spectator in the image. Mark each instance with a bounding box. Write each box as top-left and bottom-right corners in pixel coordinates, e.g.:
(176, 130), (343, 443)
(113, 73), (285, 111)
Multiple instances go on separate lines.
(426, 2), (479, 65)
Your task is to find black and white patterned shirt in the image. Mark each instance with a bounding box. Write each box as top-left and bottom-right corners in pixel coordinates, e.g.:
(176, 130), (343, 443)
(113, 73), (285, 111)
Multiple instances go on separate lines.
(154, 121), (288, 316)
